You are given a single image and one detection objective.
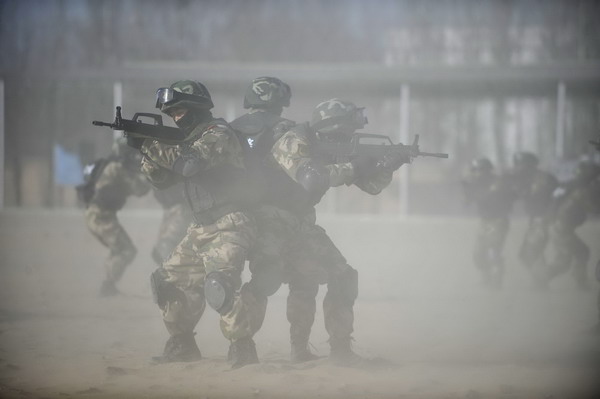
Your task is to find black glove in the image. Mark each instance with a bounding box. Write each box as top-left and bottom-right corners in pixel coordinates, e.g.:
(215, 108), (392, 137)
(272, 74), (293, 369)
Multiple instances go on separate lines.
(378, 152), (409, 172)
(126, 136), (145, 150)
(351, 156), (379, 180)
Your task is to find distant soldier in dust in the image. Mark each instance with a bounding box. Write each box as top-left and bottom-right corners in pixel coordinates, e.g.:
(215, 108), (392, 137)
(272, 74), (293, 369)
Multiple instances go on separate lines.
(78, 138), (151, 296)
(461, 157), (516, 289)
(507, 152), (558, 287)
(542, 160), (600, 290)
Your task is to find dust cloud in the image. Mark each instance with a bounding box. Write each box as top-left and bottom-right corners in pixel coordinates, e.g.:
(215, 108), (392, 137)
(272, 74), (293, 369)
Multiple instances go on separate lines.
(0, 207), (598, 398)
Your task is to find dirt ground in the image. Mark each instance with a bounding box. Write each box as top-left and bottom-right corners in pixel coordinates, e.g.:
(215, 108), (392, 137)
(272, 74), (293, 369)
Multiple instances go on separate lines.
(0, 208), (599, 399)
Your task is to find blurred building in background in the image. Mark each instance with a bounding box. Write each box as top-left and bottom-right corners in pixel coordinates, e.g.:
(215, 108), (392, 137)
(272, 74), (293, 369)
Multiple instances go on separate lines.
(1, 0), (599, 214)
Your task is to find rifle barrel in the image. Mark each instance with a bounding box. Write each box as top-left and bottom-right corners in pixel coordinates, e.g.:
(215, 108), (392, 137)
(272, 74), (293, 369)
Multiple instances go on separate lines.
(92, 121), (114, 127)
(419, 151), (449, 159)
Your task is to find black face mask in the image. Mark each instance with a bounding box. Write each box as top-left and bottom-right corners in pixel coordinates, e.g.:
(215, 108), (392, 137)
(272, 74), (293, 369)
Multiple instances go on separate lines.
(175, 109), (211, 135)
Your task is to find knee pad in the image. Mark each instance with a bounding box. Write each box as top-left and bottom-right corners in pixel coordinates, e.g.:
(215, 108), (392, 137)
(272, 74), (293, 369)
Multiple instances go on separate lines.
(204, 272), (235, 315)
(330, 267), (358, 304)
(150, 268), (186, 311)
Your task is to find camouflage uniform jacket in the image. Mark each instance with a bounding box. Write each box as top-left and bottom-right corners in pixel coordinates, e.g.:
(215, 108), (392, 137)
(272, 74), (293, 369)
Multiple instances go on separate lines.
(270, 123), (393, 212)
(140, 118), (255, 220)
(90, 158), (150, 210)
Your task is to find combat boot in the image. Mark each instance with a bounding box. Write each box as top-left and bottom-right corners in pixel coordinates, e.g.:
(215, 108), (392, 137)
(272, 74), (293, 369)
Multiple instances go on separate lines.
(228, 337), (258, 369)
(290, 342), (320, 363)
(152, 332), (202, 363)
(99, 280), (119, 297)
(329, 338), (368, 367)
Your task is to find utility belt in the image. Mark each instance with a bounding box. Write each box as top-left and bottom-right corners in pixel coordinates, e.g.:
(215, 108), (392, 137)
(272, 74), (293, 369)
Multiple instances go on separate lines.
(192, 203), (244, 226)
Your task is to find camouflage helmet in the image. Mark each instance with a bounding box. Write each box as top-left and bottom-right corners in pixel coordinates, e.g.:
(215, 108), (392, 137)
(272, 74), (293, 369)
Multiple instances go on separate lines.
(155, 80), (214, 114)
(513, 151), (539, 170)
(310, 98), (367, 135)
(243, 76), (291, 109)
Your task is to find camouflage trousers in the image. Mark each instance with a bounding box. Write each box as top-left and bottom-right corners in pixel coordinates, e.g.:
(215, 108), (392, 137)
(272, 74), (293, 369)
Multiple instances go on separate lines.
(85, 204), (136, 284)
(473, 217), (509, 288)
(152, 203), (190, 265)
(159, 211), (259, 342)
(543, 221), (590, 289)
(251, 206), (357, 350)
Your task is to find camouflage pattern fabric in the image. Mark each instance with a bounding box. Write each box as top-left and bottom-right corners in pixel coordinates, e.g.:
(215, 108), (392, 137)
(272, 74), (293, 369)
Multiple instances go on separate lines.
(85, 203), (137, 284)
(91, 160), (151, 209)
(161, 211), (257, 338)
(286, 216), (356, 348)
(141, 121), (245, 178)
(152, 203), (190, 265)
(85, 159), (150, 284)
(140, 118), (261, 343)
(271, 126), (393, 193)
(263, 126), (393, 350)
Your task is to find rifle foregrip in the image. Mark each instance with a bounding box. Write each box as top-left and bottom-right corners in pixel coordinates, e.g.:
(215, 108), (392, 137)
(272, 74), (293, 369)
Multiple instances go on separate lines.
(419, 152), (449, 159)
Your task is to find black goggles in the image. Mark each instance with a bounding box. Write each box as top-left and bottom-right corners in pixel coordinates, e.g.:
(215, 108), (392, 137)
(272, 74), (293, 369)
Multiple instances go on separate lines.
(155, 88), (200, 108)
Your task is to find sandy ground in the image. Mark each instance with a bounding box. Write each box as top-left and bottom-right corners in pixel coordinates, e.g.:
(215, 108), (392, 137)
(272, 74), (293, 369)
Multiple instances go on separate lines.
(0, 208), (599, 399)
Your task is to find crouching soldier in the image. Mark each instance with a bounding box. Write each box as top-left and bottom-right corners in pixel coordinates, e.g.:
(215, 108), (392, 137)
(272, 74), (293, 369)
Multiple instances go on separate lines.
(140, 80), (262, 368)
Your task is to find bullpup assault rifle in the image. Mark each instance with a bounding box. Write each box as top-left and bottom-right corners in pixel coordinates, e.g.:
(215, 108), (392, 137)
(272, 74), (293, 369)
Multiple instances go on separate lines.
(92, 106), (186, 144)
(314, 133), (449, 164)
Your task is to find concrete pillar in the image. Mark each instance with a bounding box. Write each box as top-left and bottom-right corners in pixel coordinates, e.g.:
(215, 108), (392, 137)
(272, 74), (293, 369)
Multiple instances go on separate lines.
(555, 81), (566, 160)
(399, 84), (410, 217)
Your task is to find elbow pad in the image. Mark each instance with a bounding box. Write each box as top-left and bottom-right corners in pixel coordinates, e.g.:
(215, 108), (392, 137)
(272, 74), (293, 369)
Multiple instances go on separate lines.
(296, 162), (330, 198)
(172, 154), (205, 177)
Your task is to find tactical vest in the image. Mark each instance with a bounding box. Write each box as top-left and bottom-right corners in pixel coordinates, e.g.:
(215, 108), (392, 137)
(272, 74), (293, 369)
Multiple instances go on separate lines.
(264, 123), (328, 214)
(229, 111), (294, 158)
(230, 112), (317, 214)
(182, 119), (263, 225)
(153, 182), (186, 209)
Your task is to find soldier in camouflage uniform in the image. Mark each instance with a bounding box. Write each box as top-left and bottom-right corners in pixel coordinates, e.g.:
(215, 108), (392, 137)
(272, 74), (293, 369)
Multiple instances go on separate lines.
(227, 77), (296, 342)
(82, 139), (151, 297)
(507, 152), (558, 286)
(542, 160), (600, 290)
(461, 158), (516, 289)
(151, 183), (190, 266)
(138, 80), (260, 368)
(267, 99), (407, 365)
